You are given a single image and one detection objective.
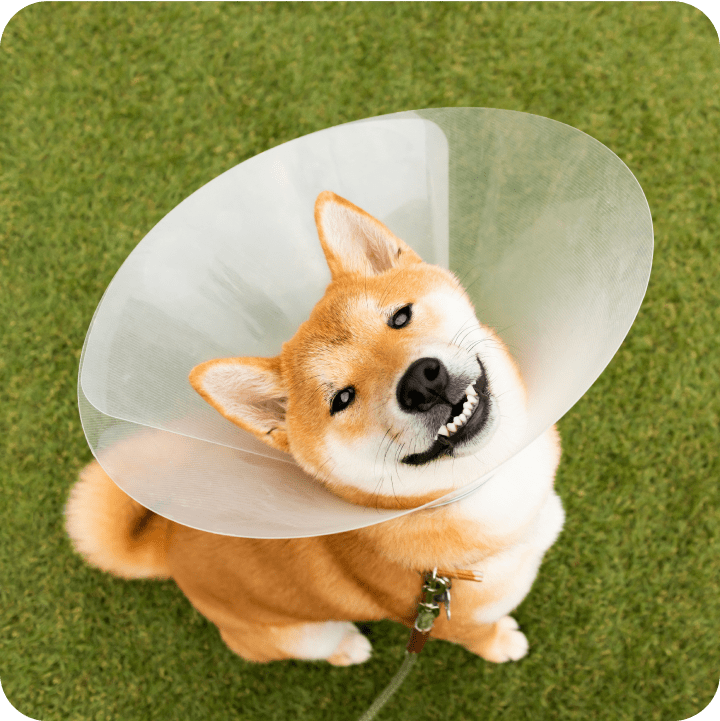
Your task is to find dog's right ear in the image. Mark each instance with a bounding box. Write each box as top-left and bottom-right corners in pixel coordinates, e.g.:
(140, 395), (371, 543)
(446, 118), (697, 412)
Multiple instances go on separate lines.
(314, 191), (422, 278)
(189, 356), (289, 453)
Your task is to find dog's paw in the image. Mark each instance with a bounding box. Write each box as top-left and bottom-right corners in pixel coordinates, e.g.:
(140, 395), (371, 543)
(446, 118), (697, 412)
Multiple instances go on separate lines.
(327, 628), (372, 666)
(482, 616), (529, 663)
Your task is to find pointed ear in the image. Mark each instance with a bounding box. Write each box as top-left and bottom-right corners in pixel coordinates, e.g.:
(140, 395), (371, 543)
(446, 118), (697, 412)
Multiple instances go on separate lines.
(189, 356), (289, 453)
(314, 191), (423, 278)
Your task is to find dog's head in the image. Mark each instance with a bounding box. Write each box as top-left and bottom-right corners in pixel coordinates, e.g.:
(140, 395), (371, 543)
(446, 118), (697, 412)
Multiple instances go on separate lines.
(190, 192), (527, 508)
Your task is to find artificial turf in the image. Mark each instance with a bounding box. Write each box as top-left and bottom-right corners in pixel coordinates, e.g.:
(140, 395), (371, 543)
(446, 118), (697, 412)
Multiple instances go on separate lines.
(1, 3), (718, 720)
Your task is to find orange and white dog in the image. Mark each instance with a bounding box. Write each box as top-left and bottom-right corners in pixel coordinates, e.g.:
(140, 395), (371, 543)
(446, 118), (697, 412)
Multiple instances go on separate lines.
(66, 191), (564, 666)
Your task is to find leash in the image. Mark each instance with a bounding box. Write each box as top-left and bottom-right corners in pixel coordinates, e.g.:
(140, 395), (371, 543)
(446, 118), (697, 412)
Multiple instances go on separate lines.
(357, 567), (482, 721)
(356, 477), (491, 720)
(356, 653), (419, 721)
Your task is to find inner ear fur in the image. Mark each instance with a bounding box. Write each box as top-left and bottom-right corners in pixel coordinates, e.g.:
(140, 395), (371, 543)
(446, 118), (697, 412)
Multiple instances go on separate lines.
(189, 356), (289, 453)
(314, 191), (422, 278)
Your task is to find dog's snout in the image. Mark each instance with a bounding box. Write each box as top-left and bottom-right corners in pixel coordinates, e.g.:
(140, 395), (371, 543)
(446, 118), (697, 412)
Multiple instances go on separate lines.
(397, 357), (449, 413)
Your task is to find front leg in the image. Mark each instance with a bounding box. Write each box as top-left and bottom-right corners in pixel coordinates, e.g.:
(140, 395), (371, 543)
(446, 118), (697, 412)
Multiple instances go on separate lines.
(433, 611), (529, 662)
(429, 564), (532, 662)
(430, 489), (564, 661)
(430, 521), (560, 659)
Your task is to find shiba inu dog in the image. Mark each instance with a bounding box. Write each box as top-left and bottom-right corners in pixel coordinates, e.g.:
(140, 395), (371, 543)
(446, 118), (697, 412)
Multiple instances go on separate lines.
(67, 191), (564, 665)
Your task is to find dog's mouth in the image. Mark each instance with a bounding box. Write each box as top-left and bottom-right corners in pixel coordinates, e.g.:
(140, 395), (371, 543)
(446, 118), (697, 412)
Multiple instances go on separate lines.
(401, 365), (491, 466)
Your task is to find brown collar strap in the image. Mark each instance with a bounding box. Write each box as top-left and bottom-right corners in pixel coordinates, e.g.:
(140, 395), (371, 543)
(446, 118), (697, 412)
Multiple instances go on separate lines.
(435, 568), (483, 582)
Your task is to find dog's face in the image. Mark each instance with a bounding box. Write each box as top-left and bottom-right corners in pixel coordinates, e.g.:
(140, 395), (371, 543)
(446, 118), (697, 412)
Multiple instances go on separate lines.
(191, 192), (527, 508)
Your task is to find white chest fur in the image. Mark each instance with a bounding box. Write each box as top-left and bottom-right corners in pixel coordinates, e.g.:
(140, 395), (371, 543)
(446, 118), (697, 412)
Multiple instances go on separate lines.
(454, 426), (563, 545)
(450, 427), (565, 625)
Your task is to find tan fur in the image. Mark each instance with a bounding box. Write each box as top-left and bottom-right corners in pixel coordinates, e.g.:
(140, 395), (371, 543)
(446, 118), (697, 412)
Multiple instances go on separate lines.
(66, 462), (170, 579)
(67, 468), (537, 662)
(67, 191), (563, 666)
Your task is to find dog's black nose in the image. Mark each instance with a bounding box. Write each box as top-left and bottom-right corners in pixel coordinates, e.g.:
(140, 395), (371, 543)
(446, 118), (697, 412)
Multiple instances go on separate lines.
(396, 357), (449, 413)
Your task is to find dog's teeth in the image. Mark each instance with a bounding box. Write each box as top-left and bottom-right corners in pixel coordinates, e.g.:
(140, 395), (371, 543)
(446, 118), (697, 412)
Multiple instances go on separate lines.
(466, 385), (478, 397)
(447, 422), (457, 434)
(463, 401), (474, 414)
(454, 414), (466, 426)
(438, 426), (450, 437)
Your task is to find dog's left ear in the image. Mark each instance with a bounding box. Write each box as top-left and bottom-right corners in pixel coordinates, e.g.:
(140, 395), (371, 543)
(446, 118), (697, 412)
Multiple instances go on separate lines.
(314, 191), (423, 278)
(189, 356), (289, 453)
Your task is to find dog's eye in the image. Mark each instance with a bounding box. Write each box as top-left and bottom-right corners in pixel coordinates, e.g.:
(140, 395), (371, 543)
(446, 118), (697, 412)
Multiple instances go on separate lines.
(389, 304), (412, 329)
(330, 387), (355, 415)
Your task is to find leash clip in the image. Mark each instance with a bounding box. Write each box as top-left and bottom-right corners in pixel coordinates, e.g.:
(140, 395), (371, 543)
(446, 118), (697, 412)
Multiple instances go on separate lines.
(407, 568), (451, 653)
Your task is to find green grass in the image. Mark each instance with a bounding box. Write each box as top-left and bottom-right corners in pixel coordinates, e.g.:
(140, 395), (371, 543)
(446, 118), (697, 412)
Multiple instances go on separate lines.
(1, 3), (719, 720)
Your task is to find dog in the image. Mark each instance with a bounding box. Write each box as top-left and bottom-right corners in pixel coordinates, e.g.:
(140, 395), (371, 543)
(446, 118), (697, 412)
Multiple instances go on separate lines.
(66, 191), (564, 666)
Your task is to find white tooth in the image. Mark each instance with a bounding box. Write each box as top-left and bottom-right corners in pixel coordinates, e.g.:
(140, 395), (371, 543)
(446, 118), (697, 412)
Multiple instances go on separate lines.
(447, 422), (457, 434)
(438, 426), (450, 437)
(467, 385), (478, 397)
(454, 415), (465, 426)
(463, 401), (474, 414)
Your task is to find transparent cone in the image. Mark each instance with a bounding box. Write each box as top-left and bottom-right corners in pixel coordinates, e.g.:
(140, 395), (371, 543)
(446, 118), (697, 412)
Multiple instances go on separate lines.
(78, 108), (653, 538)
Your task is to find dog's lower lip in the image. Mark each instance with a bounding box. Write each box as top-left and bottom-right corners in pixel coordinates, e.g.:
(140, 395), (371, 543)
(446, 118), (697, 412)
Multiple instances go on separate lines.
(401, 364), (490, 466)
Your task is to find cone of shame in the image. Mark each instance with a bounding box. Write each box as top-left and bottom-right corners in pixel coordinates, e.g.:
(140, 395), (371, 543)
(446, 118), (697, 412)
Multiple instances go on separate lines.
(78, 108), (653, 538)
